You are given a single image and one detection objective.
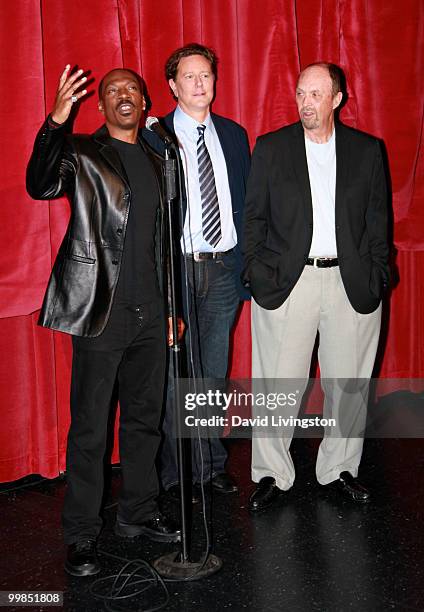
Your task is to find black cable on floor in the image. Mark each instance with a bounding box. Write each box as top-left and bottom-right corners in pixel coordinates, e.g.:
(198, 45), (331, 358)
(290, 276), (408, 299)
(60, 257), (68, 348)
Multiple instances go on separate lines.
(90, 551), (169, 612)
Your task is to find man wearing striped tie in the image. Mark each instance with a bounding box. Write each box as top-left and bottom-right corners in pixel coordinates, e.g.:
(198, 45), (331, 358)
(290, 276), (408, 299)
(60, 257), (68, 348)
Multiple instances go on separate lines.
(144, 43), (250, 500)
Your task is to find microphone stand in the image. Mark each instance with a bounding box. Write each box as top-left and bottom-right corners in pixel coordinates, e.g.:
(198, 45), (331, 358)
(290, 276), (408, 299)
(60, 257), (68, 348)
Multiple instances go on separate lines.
(153, 143), (222, 580)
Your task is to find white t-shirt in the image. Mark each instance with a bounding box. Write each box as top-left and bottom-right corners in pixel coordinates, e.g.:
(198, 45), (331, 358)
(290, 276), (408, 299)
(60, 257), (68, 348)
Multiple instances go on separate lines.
(305, 130), (337, 257)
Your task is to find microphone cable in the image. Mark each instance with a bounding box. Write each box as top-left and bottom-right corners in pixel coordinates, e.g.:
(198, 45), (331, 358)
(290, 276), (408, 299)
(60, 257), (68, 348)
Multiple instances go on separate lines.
(89, 550), (169, 612)
(171, 145), (213, 576)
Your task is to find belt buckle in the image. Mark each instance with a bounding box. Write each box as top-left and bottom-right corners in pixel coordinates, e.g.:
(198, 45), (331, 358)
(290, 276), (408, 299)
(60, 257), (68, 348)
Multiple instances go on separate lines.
(193, 252), (201, 262)
(313, 257), (319, 268)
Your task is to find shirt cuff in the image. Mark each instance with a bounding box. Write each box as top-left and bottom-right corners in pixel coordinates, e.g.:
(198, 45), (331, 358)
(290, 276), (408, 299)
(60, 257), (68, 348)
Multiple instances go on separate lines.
(47, 114), (66, 129)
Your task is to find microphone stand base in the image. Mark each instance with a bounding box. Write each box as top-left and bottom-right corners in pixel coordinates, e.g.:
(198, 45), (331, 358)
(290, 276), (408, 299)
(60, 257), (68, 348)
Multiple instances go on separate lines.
(153, 552), (222, 580)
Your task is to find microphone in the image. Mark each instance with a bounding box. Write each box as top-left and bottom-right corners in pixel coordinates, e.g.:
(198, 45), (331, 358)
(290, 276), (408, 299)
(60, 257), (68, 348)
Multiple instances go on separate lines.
(145, 116), (174, 145)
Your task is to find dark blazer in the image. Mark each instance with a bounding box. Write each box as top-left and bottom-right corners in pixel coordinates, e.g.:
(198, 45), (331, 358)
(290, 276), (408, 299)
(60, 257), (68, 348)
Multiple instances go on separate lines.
(142, 110), (251, 300)
(243, 121), (390, 314)
(26, 119), (165, 337)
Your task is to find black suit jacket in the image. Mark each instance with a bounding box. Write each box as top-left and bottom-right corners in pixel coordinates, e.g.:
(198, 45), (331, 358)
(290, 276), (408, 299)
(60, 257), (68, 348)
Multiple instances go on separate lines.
(26, 119), (165, 336)
(142, 110), (251, 300)
(243, 121), (389, 314)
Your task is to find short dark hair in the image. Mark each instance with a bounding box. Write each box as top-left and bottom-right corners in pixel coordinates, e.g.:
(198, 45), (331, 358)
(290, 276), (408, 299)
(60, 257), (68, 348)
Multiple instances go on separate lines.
(299, 62), (343, 96)
(165, 43), (218, 81)
(98, 68), (145, 99)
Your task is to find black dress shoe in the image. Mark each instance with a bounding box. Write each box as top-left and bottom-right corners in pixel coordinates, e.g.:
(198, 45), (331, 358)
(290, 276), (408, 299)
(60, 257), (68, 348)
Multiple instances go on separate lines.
(65, 539), (100, 577)
(248, 477), (282, 512)
(167, 484), (201, 505)
(323, 471), (370, 503)
(211, 473), (238, 494)
(115, 512), (181, 542)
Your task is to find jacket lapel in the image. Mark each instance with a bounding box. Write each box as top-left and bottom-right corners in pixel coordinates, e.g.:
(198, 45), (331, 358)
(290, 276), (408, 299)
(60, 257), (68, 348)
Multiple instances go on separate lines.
(211, 113), (239, 215)
(335, 122), (349, 215)
(166, 110), (188, 215)
(164, 112), (175, 134)
(290, 122), (313, 223)
(211, 113), (231, 169)
(93, 126), (129, 186)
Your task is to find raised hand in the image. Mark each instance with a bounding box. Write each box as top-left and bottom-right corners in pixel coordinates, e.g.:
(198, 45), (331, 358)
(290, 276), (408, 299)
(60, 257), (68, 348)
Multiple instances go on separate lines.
(51, 65), (88, 124)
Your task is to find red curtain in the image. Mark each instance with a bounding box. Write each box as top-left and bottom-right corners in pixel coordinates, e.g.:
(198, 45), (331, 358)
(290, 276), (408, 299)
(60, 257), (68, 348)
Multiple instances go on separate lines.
(0, 0), (423, 481)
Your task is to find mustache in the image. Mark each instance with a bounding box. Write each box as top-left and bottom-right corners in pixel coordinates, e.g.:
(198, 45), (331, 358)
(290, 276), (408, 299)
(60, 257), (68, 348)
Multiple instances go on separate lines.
(116, 100), (135, 110)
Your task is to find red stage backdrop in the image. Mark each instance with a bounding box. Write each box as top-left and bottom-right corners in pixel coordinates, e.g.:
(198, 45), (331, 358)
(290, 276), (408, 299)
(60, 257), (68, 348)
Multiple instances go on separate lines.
(0, 0), (423, 481)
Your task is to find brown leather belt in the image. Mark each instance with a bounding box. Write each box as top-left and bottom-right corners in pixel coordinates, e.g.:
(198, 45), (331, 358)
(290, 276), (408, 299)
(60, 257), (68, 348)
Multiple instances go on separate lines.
(306, 257), (339, 268)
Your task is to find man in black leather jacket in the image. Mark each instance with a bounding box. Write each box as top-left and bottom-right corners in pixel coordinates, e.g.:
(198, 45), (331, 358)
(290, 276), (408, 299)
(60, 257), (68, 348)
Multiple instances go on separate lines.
(26, 65), (180, 577)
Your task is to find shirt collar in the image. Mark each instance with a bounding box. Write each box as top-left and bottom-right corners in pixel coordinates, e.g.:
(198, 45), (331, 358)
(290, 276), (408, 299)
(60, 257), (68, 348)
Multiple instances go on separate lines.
(174, 105), (212, 139)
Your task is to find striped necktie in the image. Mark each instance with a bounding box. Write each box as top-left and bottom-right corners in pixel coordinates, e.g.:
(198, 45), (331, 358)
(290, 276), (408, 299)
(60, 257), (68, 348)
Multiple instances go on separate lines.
(197, 124), (221, 248)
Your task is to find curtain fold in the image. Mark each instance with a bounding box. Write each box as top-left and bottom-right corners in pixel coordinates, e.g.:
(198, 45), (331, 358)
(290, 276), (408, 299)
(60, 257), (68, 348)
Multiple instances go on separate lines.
(0, 0), (422, 481)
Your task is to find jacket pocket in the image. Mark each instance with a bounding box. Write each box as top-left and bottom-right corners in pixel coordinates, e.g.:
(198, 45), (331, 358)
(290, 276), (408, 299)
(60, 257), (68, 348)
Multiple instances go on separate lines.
(68, 254), (96, 264)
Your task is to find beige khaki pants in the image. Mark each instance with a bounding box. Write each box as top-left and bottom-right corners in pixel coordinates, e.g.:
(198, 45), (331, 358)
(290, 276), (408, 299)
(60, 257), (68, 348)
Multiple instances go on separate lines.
(251, 265), (381, 488)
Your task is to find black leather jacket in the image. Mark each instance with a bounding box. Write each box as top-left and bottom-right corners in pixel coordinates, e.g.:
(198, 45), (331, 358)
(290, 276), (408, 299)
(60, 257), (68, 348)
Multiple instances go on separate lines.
(26, 118), (165, 337)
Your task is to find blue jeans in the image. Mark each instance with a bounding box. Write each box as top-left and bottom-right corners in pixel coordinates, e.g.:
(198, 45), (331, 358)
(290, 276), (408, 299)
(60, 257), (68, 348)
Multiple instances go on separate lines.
(160, 250), (240, 488)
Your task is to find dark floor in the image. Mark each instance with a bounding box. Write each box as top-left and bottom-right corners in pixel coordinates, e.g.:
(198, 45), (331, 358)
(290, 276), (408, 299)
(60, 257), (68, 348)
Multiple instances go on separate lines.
(0, 438), (423, 612)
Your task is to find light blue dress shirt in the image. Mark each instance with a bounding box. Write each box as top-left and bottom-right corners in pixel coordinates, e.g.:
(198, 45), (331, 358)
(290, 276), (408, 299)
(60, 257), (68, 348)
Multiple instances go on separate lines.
(174, 105), (237, 253)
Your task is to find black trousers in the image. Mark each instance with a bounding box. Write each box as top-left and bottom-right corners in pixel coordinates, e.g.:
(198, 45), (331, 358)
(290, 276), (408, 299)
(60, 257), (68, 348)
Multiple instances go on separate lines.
(62, 300), (166, 544)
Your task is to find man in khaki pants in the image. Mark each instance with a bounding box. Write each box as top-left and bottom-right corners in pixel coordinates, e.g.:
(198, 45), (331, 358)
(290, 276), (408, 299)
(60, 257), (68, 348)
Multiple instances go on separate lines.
(243, 62), (389, 512)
